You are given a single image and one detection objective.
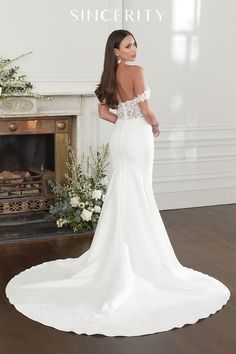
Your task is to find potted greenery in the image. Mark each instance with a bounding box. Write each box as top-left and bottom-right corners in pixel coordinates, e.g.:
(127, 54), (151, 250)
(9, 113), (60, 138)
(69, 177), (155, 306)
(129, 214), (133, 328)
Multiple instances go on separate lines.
(48, 141), (110, 233)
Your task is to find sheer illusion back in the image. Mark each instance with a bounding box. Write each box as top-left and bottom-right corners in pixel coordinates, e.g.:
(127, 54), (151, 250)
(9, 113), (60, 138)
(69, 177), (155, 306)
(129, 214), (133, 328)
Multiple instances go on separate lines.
(117, 86), (151, 120)
(5, 79), (231, 337)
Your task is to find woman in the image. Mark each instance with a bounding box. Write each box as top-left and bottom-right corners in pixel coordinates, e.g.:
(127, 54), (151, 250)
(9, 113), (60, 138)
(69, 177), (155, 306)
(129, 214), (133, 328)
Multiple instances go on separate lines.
(96, 30), (160, 138)
(5, 29), (230, 337)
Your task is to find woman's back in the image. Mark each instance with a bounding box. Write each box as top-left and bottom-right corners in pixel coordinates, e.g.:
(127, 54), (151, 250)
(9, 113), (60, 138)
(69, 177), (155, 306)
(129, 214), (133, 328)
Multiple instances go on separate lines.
(115, 63), (140, 103)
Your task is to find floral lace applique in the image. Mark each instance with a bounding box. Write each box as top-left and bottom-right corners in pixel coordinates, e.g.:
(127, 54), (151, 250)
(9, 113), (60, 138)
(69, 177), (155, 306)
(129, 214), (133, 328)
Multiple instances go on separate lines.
(117, 86), (151, 121)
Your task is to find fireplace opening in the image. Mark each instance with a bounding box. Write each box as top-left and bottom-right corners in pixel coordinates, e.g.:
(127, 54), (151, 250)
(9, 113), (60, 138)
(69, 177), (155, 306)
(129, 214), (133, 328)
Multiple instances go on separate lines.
(0, 134), (54, 171)
(0, 134), (55, 214)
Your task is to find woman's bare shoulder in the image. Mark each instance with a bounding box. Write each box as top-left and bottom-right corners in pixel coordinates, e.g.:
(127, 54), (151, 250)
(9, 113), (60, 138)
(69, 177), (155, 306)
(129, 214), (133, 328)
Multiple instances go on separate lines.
(128, 65), (144, 77)
(128, 64), (143, 71)
(119, 64), (143, 71)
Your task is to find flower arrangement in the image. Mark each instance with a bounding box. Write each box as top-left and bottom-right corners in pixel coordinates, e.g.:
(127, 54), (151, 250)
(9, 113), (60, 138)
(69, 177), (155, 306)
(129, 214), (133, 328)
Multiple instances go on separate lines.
(48, 141), (110, 233)
(0, 51), (49, 100)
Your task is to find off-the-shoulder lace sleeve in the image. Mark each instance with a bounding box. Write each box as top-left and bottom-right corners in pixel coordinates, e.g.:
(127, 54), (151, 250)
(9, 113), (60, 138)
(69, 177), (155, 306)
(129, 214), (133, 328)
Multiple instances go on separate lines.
(135, 86), (151, 103)
(116, 86), (151, 120)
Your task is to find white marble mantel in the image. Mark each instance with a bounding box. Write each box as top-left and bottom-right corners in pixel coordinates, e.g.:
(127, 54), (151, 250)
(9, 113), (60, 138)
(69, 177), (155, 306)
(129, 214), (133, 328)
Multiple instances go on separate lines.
(0, 92), (100, 163)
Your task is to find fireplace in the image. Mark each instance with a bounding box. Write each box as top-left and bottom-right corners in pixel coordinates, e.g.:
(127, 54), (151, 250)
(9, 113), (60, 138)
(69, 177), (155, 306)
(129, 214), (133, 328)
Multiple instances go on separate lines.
(0, 92), (97, 242)
(0, 116), (75, 215)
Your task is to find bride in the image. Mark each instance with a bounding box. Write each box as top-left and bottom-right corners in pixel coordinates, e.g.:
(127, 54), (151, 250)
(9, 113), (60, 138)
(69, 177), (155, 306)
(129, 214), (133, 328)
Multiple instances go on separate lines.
(5, 29), (231, 337)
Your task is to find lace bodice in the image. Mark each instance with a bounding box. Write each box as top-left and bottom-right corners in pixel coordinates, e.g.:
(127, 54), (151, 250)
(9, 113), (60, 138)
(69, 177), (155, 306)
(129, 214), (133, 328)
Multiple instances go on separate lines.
(116, 86), (151, 120)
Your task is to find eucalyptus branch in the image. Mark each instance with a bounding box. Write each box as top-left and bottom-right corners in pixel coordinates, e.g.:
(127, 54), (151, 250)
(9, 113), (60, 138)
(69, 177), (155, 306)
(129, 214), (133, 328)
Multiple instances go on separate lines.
(0, 51), (33, 70)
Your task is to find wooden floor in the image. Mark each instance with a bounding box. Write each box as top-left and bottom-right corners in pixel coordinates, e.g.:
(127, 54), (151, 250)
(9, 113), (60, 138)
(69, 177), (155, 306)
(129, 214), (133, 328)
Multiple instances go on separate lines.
(0, 204), (235, 354)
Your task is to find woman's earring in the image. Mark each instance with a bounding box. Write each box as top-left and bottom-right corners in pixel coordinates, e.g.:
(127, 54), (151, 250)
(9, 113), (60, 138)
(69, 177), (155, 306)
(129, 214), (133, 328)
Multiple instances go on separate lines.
(117, 56), (121, 64)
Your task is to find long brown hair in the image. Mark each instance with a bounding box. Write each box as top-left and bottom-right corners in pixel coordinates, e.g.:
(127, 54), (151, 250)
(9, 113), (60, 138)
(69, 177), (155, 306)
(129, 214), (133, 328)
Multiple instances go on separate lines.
(94, 29), (137, 109)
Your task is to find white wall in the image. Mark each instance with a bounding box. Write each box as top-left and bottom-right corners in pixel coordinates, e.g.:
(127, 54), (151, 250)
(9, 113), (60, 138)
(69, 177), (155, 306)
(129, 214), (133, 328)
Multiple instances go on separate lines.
(126, 0), (236, 209)
(0, 0), (122, 93)
(1, 0), (236, 209)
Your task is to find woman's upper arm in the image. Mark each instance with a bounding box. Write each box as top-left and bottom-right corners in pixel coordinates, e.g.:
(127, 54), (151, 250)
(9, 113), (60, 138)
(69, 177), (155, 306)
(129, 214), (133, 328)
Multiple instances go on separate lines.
(133, 66), (147, 96)
(98, 95), (107, 115)
(98, 102), (107, 117)
(132, 66), (151, 115)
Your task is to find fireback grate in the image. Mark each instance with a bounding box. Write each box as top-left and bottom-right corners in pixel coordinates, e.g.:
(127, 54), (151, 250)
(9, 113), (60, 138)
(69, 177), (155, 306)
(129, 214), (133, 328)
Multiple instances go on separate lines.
(0, 196), (55, 214)
(0, 170), (55, 214)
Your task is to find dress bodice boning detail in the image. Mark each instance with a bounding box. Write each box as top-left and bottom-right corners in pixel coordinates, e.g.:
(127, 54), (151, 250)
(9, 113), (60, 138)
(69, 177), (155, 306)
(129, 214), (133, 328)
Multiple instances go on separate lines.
(116, 86), (151, 120)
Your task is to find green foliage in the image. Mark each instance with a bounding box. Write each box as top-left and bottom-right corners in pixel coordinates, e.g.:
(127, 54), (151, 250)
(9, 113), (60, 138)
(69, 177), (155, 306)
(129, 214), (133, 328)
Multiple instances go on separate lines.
(0, 51), (33, 97)
(0, 51), (51, 100)
(48, 140), (110, 233)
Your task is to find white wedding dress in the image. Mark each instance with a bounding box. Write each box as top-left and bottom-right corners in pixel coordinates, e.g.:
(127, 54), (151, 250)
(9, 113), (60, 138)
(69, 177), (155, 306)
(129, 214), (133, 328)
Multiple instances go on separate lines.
(5, 86), (231, 337)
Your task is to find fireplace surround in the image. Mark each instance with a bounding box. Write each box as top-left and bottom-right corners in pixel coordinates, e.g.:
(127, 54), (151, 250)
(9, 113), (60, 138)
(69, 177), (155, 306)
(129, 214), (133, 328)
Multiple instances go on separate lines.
(0, 91), (99, 243)
(0, 115), (75, 214)
(0, 92), (98, 241)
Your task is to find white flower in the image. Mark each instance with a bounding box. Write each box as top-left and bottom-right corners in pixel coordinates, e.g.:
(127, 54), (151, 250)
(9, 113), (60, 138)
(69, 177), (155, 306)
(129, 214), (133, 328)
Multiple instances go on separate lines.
(79, 202), (85, 208)
(56, 218), (69, 227)
(70, 196), (80, 207)
(93, 205), (101, 213)
(92, 189), (103, 200)
(100, 176), (109, 185)
(102, 193), (106, 202)
(81, 208), (92, 221)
